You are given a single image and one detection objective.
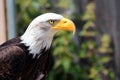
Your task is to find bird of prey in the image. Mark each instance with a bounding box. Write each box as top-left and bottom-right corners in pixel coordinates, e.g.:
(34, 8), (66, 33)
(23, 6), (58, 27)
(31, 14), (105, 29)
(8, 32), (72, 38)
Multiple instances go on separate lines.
(0, 13), (76, 80)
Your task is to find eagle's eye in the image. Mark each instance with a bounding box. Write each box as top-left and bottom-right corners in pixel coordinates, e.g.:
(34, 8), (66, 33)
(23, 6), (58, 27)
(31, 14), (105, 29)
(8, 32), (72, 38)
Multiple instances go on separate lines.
(48, 20), (56, 25)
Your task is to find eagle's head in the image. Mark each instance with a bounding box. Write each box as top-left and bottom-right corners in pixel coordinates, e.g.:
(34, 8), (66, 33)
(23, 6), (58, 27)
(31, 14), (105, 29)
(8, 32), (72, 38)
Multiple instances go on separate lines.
(21, 13), (76, 57)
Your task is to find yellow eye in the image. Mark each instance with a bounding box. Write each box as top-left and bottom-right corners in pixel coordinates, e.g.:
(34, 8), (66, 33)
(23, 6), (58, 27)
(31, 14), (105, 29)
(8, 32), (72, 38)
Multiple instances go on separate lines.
(48, 20), (56, 24)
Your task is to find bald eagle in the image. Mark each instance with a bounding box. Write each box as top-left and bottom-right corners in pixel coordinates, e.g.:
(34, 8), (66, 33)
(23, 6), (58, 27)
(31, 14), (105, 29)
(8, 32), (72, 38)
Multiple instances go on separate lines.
(0, 13), (76, 80)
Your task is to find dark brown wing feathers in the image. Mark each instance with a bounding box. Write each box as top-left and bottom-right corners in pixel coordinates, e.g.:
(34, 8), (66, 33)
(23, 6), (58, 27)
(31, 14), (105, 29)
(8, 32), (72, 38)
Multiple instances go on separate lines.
(0, 45), (25, 80)
(0, 37), (52, 80)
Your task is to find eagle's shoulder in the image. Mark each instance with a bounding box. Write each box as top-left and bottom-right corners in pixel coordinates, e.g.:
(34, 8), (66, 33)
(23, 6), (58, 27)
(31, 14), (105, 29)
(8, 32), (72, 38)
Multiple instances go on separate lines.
(0, 37), (21, 47)
(0, 45), (24, 60)
(0, 37), (24, 59)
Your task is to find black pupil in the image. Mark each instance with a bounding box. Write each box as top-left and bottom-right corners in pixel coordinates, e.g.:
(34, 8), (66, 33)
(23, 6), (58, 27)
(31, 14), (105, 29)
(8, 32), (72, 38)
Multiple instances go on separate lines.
(51, 20), (54, 23)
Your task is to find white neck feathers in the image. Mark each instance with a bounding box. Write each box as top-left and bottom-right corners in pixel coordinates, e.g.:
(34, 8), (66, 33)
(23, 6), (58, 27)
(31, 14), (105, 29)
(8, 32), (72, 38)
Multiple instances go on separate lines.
(20, 28), (56, 58)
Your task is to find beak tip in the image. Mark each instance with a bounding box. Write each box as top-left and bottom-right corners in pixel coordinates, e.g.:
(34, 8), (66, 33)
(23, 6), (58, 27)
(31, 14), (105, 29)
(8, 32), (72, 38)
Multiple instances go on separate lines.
(73, 28), (76, 35)
(72, 24), (76, 35)
(73, 32), (75, 35)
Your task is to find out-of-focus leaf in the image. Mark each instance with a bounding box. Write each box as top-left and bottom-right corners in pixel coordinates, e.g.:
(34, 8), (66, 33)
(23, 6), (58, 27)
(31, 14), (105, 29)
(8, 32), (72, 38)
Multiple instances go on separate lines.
(102, 69), (108, 75)
(80, 30), (98, 37)
(109, 70), (115, 80)
(58, 0), (70, 8)
(83, 21), (95, 30)
(98, 47), (113, 53)
(89, 68), (98, 78)
(62, 58), (71, 72)
(54, 60), (62, 69)
(101, 34), (111, 43)
(100, 56), (111, 63)
(79, 51), (87, 58)
(82, 2), (95, 21)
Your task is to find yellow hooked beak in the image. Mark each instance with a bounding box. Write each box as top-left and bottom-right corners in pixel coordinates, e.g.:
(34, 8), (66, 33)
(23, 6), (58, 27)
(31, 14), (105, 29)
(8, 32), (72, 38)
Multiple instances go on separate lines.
(51, 18), (76, 34)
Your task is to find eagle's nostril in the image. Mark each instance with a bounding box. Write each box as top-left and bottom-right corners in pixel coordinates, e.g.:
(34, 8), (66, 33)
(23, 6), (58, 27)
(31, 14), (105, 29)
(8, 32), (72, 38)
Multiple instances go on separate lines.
(64, 21), (67, 23)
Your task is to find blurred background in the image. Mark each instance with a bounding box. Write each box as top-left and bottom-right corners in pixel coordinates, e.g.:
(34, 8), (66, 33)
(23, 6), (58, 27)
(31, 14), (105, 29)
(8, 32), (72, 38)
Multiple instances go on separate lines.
(1, 0), (120, 80)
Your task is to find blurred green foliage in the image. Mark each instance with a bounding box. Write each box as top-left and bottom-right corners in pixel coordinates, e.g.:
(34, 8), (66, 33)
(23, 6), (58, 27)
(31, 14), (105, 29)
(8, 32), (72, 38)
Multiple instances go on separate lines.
(15, 0), (115, 80)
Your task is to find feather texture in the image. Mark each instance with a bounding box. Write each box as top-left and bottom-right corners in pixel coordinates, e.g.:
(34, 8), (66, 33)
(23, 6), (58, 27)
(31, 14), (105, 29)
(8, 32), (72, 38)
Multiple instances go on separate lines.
(0, 37), (52, 80)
